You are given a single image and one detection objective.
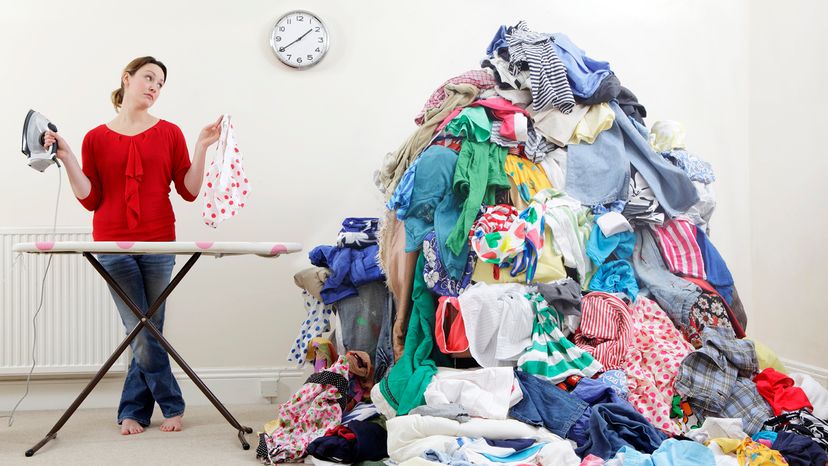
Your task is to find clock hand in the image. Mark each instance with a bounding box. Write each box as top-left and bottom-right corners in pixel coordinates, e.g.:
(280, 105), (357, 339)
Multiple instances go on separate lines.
(279, 29), (313, 52)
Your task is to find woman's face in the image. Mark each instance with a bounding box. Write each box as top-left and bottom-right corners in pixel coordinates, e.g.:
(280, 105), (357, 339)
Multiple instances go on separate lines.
(123, 63), (165, 110)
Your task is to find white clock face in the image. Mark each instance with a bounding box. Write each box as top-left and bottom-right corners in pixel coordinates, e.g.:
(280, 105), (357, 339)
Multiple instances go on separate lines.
(270, 10), (329, 69)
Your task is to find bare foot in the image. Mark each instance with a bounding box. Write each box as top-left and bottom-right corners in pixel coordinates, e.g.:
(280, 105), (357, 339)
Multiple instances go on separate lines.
(120, 419), (144, 435)
(160, 415), (183, 432)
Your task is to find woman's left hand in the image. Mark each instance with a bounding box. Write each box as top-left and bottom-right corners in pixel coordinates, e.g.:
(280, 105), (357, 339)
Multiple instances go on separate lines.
(196, 115), (223, 151)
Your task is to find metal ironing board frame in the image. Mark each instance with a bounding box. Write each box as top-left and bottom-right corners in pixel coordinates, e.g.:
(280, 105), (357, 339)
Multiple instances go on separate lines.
(24, 252), (253, 456)
(11, 243), (299, 457)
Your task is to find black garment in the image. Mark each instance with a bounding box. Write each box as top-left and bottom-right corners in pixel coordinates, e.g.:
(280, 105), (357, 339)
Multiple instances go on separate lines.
(307, 420), (388, 463)
(536, 278), (582, 326)
(763, 408), (828, 452)
(306, 371), (350, 412)
(576, 73), (621, 105)
(616, 86), (647, 125)
(772, 431), (828, 466)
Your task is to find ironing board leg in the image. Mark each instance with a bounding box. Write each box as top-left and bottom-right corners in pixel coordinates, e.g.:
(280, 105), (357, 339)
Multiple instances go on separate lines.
(25, 252), (251, 456)
(141, 321), (253, 449)
(25, 322), (146, 457)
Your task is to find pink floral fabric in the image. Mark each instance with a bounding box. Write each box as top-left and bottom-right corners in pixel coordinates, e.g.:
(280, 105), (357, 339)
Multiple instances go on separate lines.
(624, 297), (694, 435)
(261, 356), (349, 463)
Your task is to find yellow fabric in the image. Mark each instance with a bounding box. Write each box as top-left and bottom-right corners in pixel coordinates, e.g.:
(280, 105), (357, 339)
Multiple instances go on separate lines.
(648, 120), (687, 152)
(711, 438), (742, 454)
(569, 103), (615, 145)
(711, 438), (788, 466)
(471, 227), (566, 284)
(504, 155), (552, 210)
(746, 338), (788, 374)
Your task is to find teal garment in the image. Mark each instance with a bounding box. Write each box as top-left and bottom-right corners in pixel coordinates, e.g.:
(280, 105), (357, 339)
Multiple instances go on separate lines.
(400, 144), (468, 280)
(433, 189), (470, 280)
(752, 430), (779, 444)
(586, 225), (635, 267)
(404, 145), (458, 252)
(446, 106), (492, 142)
(446, 141), (510, 255)
(378, 253), (450, 415)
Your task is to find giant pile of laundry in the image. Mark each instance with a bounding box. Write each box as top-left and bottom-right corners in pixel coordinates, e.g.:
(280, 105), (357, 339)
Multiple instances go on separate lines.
(259, 21), (828, 466)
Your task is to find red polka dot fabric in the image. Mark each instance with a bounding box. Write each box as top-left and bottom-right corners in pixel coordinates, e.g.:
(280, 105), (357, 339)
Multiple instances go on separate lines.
(624, 296), (695, 435)
(201, 114), (251, 227)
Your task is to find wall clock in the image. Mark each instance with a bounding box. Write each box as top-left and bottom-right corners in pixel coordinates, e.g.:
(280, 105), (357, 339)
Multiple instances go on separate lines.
(270, 10), (329, 69)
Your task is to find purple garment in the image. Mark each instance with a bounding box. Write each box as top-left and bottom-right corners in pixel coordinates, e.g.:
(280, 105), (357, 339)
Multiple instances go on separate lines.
(422, 231), (474, 296)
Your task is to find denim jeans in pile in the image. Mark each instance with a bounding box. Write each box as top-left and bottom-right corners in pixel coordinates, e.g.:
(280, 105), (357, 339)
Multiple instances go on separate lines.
(374, 290), (395, 383)
(97, 254), (185, 426)
(334, 281), (387, 364)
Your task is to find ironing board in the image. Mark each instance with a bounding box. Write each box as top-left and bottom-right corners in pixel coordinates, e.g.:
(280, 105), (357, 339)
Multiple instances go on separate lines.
(12, 240), (302, 457)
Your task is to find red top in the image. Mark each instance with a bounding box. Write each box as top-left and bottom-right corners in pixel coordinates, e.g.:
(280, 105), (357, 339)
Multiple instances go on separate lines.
(77, 120), (197, 241)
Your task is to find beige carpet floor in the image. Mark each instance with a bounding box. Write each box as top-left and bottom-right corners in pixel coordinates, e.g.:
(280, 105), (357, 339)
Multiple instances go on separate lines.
(0, 404), (290, 465)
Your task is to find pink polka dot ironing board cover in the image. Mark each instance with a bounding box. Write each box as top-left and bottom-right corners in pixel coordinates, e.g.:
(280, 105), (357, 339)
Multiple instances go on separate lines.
(12, 241), (303, 257)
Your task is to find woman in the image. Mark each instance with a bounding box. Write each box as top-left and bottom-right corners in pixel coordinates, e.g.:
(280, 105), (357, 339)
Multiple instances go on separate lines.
(43, 56), (221, 435)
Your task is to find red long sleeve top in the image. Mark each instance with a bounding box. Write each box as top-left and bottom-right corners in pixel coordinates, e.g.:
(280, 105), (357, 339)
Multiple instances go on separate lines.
(77, 120), (198, 241)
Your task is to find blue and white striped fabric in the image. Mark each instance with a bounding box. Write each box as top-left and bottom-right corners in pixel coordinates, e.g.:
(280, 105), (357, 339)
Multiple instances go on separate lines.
(524, 120), (558, 163)
(506, 21), (575, 114)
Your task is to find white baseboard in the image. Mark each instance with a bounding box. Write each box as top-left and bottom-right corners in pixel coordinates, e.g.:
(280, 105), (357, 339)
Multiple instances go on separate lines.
(781, 358), (828, 387)
(2, 358), (825, 414)
(0, 366), (310, 413)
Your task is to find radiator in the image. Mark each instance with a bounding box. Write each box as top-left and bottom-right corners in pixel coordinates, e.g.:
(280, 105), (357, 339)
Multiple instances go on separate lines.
(0, 227), (127, 376)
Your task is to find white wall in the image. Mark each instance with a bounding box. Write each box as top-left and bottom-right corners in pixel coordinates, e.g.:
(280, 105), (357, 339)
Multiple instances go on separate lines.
(3, 0), (794, 407)
(749, 1), (828, 369)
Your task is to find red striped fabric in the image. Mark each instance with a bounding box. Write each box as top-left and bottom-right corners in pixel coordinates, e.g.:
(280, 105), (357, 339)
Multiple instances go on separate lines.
(574, 292), (632, 371)
(653, 218), (706, 279)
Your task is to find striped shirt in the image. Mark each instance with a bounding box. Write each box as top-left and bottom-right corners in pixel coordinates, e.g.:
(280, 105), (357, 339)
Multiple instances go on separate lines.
(518, 292), (603, 383)
(653, 218), (707, 279)
(506, 21), (575, 114)
(574, 292), (632, 371)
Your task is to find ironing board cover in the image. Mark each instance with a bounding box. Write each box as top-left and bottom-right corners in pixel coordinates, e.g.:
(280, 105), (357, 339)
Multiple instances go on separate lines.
(12, 241), (302, 258)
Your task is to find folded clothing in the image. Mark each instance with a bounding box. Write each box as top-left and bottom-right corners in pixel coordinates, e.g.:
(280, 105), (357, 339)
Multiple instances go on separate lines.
(309, 245), (385, 305)
(386, 413), (564, 463)
(294, 266), (331, 302)
(336, 217), (379, 249)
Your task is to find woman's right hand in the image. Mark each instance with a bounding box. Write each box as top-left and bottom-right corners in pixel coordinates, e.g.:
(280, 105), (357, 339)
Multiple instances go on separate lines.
(43, 130), (74, 163)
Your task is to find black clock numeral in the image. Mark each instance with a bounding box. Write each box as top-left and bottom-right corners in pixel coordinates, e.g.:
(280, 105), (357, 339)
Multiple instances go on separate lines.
(286, 54), (292, 60)
(307, 54), (313, 60)
(297, 57), (303, 64)
(318, 37), (324, 43)
(296, 15), (304, 21)
(314, 27), (320, 32)
(274, 36), (281, 42)
(279, 26), (285, 32)
(315, 47), (321, 52)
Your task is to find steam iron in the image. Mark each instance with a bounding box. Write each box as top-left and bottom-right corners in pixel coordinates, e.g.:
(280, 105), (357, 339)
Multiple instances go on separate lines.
(22, 110), (60, 172)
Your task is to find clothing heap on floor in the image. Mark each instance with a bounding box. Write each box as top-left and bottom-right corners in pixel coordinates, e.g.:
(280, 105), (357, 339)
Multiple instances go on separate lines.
(259, 21), (828, 466)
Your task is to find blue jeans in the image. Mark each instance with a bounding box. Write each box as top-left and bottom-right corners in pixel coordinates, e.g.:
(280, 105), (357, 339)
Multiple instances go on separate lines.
(509, 370), (588, 438)
(97, 254), (185, 427)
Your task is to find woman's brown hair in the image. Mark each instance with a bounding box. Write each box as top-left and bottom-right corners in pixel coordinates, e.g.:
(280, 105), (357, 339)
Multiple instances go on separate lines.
(111, 56), (167, 112)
